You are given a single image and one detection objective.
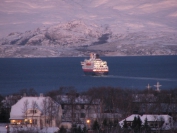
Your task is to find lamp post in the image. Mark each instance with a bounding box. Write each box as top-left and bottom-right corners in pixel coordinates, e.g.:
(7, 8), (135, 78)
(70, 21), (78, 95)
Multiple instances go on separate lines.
(6, 125), (10, 133)
(86, 119), (90, 130)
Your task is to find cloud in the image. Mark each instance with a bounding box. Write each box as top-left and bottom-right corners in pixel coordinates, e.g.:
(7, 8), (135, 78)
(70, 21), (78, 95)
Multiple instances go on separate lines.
(19, 1), (54, 9)
(169, 11), (177, 17)
(113, 5), (134, 11)
(1, 0), (55, 14)
(0, 22), (25, 25)
(125, 23), (144, 29)
(41, 21), (59, 25)
(91, 0), (109, 7)
(138, 1), (177, 13)
(147, 22), (165, 27)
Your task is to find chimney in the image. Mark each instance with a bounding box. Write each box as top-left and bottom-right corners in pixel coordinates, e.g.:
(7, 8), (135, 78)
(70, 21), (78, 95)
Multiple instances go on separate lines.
(40, 93), (43, 97)
(23, 93), (26, 97)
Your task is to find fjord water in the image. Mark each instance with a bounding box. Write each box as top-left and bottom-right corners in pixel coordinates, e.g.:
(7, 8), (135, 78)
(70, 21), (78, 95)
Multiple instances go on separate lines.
(0, 56), (177, 95)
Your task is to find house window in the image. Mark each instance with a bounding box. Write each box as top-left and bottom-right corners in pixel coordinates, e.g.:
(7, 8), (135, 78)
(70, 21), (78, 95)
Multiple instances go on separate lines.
(150, 123), (153, 127)
(80, 113), (85, 118)
(33, 119), (37, 124)
(81, 105), (85, 109)
(24, 119), (29, 124)
(11, 120), (23, 125)
(30, 109), (37, 114)
(155, 124), (157, 127)
(73, 113), (76, 118)
(61, 104), (65, 109)
(46, 119), (49, 124)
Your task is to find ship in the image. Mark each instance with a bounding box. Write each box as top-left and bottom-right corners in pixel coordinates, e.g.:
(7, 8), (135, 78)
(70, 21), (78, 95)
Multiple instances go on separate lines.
(81, 53), (109, 76)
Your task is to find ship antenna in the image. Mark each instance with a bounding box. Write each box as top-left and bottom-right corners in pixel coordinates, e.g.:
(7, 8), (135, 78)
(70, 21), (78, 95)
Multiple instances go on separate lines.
(154, 82), (162, 92)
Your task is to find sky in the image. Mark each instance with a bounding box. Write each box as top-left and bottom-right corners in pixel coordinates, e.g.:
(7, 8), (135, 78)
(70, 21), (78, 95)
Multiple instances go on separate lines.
(0, 0), (177, 38)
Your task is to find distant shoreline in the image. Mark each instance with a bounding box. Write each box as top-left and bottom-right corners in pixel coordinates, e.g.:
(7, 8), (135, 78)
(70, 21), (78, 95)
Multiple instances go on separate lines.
(0, 54), (176, 59)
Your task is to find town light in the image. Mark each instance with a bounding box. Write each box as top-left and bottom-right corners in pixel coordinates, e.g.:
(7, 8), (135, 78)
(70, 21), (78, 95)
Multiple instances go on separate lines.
(86, 119), (90, 124)
(86, 119), (91, 129)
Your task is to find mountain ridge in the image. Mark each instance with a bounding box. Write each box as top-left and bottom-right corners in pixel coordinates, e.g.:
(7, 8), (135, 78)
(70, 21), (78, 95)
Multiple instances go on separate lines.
(0, 0), (177, 57)
(0, 20), (177, 57)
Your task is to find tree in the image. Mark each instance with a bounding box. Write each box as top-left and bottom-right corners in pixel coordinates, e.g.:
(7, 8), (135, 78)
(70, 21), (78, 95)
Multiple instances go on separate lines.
(82, 126), (87, 133)
(41, 97), (48, 127)
(31, 101), (37, 127)
(71, 124), (77, 133)
(48, 98), (59, 126)
(142, 117), (151, 133)
(102, 118), (108, 127)
(22, 99), (29, 126)
(123, 119), (128, 129)
(131, 116), (137, 129)
(41, 97), (60, 127)
(113, 119), (119, 128)
(92, 120), (100, 131)
(0, 107), (10, 123)
(77, 126), (82, 133)
(144, 117), (148, 128)
(131, 116), (142, 133)
(52, 88), (79, 124)
(59, 126), (67, 133)
(19, 88), (38, 96)
(137, 116), (142, 129)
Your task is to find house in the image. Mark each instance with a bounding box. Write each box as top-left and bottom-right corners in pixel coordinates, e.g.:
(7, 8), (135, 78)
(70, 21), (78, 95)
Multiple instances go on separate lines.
(101, 109), (122, 121)
(9, 95), (62, 128)
(119, 114), (173, 131)
(56, 94), (101, 129)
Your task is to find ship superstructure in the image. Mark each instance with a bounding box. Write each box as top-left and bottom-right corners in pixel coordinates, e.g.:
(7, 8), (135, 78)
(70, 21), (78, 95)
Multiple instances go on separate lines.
(81, 53), (109, 75)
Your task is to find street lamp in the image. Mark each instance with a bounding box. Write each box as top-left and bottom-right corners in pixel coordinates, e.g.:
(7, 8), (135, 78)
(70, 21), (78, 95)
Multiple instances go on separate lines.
(86, 119), (91, 130)
(87, 119), (90, 124)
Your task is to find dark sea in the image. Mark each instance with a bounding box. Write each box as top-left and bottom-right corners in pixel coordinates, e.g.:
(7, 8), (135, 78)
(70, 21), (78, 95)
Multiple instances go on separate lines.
(0, 56), (177, 95)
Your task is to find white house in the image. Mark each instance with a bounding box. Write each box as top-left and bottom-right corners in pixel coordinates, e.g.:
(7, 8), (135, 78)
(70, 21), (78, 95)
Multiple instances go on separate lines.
(9, 95), (62, 128)
(119, 114), (173, 131)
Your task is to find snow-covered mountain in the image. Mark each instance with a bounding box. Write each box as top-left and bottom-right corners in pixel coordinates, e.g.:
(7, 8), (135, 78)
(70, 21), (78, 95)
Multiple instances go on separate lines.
(0, 0), (177, 57)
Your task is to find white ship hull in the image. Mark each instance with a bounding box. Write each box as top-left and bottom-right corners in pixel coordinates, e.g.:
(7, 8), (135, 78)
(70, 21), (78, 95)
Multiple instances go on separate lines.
(81, 53), (109, 76)
(83, 68), (108, 76)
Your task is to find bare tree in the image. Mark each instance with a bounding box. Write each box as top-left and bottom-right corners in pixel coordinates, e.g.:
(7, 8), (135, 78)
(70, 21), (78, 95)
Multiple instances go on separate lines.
(47, 98), (60, 127)
(22, 99), (29, 126)
(67, 90), (77, 124)
(41, 97), (48, 127)
(31, 100), (38, 127)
